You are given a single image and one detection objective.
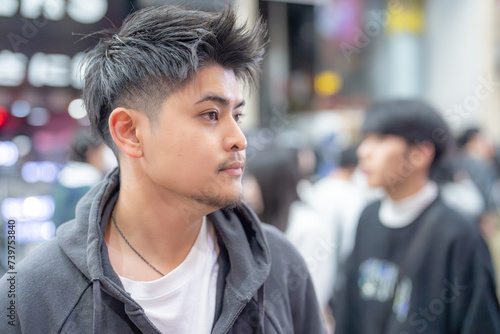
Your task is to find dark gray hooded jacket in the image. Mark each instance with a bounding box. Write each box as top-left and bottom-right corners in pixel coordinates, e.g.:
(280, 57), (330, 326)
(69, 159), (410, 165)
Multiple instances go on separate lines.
(0, 169), (325, 333)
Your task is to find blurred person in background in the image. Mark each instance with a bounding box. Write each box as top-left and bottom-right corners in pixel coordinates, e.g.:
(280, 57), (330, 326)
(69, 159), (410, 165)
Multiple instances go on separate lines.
(244, 147), (301, 232)
(304, 145), (370, 295)
(480, 136), (500, 300)
(0, 4), (325, 333)
(333, 100), (500, 334)
(456, 128), (500, 264)
(430, 157), (485, 223)
(457, 128), (498, 213)
(51, 130), (116, 228)
(244, 146), (335, 324)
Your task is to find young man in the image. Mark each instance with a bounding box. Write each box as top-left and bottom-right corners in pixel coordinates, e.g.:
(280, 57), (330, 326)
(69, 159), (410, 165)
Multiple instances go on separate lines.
(333, 100), (500, 334)
(0, 5), (324, 333)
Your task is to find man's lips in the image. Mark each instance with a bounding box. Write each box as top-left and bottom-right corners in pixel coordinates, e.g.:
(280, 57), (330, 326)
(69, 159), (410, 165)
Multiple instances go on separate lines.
(219, 161), (245, 176)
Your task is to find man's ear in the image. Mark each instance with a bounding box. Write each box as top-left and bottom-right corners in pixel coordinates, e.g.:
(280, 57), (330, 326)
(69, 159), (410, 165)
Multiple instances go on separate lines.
(108, 108), (143, 159)
(410, 141), (435, 171)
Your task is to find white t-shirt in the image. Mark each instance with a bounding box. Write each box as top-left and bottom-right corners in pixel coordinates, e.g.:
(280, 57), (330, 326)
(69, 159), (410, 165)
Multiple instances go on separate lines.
(119, 217), (219, 334)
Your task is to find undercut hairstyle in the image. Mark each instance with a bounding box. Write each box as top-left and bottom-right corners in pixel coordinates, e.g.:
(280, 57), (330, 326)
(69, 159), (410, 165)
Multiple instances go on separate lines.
(362, 99), (451, 167)
(81, 4), (267, 155)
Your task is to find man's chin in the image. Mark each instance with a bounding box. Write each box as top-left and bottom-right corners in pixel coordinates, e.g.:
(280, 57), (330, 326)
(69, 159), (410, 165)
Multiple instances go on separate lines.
(190, 192), (243, 211)
(220, 200), (243, 211)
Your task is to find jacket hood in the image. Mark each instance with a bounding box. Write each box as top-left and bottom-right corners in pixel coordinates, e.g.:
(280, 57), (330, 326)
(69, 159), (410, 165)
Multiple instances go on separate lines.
(56, 167), (271, 332)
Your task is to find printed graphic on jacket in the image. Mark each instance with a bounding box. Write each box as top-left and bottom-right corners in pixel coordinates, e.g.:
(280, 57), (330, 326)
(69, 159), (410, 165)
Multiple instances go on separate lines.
(358, 257), (412, 322)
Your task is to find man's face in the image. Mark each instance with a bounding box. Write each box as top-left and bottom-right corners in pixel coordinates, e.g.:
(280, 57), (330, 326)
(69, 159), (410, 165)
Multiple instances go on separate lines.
(139, 65), (247, 209)
(357, 133), (410, 190)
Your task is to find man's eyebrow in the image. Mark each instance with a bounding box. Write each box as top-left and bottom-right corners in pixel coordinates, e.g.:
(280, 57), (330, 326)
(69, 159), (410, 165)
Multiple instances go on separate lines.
(195, 95), (245, 109)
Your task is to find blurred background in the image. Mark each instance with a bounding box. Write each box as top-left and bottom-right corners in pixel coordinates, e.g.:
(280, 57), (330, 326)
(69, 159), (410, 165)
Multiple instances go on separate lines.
(0, 0), (500, 314)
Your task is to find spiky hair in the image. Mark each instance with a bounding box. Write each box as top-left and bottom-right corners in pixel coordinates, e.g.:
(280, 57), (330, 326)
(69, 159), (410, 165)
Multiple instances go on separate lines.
(82, 4), (267, 154)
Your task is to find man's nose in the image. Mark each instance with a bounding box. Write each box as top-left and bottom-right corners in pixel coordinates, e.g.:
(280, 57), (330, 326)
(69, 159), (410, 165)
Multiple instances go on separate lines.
(223, 119), (247, 152)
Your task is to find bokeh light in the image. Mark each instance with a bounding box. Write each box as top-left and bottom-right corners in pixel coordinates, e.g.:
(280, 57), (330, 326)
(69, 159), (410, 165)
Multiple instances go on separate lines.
(11, 100), (31, 118)
(12, 135), (32, 157)
(314, 71), (344, 97)
(68, 98), (87, 119)
(0, 141), (19, 166)
(27, 107), (49, 126)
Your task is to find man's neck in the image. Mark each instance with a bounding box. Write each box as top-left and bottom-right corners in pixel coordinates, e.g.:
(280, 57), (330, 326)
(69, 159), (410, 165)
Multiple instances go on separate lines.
(105, 170), (214, 281)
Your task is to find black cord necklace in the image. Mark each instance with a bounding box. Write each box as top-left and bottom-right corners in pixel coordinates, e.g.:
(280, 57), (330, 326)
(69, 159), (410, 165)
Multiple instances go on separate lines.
(111, 213), (165, 277)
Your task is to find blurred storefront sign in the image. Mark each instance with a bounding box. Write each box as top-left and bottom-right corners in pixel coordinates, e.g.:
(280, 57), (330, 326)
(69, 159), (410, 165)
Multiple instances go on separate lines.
(0, 0), (130, 90)
(0, 0), (108, 23)
(1, 195), (56, 243)
(0, 51), (83, 88)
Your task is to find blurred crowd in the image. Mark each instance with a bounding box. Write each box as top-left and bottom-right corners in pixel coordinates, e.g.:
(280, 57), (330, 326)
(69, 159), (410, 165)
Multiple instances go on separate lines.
(242, 109), (500, 332)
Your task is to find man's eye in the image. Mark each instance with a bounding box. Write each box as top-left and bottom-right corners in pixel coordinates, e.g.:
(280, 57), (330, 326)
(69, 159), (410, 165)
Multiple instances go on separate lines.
(234, 113), (244, 123)
(205, 112), (218, 121)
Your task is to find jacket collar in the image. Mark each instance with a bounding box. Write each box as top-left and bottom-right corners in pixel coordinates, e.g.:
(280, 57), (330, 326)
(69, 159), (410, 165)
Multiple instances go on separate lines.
(56, 167), (271, 323)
